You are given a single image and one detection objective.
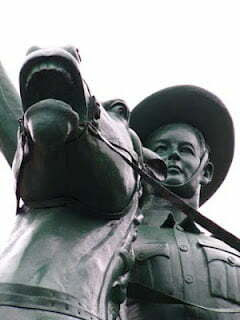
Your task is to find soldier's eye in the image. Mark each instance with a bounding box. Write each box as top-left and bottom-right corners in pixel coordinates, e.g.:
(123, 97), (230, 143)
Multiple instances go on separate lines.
(156, 145), (167, 153)
(180, 146), (194, 155)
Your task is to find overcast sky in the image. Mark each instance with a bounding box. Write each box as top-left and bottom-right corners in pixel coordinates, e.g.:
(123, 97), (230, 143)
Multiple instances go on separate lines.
(0, 0), (239, 248)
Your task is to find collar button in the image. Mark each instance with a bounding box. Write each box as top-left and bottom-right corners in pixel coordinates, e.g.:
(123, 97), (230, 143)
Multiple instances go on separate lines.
(176, 225), (184, 232)
(185, 275), (193, 284)
(179, 244), (188, 252)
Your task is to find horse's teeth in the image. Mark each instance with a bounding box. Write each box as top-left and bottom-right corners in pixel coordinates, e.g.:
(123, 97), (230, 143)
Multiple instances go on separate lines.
(25, 62), (74, 88)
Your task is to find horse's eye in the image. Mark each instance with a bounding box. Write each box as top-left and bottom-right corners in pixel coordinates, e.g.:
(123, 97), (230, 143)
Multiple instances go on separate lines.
(180, 146), (195, 155)
(156, 145), (168, 153)
(116, 106), (125, 115)
(110, 104), (129, 120)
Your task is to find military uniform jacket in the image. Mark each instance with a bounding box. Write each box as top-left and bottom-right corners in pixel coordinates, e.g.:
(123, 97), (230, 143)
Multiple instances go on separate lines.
(127, 199), (240, 320)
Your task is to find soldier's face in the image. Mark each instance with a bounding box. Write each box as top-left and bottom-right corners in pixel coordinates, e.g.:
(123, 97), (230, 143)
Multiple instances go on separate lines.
(146, 124), (203, 186)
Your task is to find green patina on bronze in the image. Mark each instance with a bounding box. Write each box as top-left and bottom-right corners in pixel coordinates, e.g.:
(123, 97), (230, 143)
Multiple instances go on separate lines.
(0, 49), (239, 320)
(127, 86), (240, 320)
(0, 62), (22, 165)
(0, 47), (146, 320)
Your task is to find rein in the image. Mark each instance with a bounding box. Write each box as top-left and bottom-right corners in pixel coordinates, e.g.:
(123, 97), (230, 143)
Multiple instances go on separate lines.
(128, 283), (240, 314)
(87, 124), (240, 314)
(86, 123), (240, 253)
(14, 118), (240, 251)
(11, 116), (240, 317)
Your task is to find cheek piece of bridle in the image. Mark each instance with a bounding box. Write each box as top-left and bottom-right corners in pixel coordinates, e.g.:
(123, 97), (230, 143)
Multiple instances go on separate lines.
(12, 99), (240, 317)
(14, 97), (142, 219)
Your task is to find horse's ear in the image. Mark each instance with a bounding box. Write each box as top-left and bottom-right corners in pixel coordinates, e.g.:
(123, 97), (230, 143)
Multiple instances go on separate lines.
(63, 46), (81, 62)
(26, 46), (41, 55)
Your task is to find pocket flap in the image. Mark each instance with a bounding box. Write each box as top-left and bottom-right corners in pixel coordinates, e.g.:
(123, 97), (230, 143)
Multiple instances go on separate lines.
(198, 239), (240, 266)
(134, 242), (170, 261)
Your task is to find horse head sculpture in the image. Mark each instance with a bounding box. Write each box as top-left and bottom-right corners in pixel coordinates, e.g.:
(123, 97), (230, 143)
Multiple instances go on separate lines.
(0, 46), (144, 320)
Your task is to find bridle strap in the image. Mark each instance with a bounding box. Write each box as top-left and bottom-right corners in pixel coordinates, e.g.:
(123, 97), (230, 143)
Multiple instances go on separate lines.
(128, 283), (240, 313)
(11, 117), (240, 316)
(13, 119), (240, 251)
(87, 124), (240, 252)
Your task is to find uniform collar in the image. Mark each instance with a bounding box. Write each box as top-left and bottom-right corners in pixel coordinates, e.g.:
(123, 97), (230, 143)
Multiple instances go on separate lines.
(143, 195), (201, 233)
(160, 213), (201, 234)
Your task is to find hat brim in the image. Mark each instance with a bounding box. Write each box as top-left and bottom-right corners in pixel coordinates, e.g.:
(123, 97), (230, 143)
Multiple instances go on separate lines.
(130, 85), (234, 206)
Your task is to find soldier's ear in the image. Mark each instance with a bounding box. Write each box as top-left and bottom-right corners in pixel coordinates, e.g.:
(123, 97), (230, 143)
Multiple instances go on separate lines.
(201, 161), (214, 185)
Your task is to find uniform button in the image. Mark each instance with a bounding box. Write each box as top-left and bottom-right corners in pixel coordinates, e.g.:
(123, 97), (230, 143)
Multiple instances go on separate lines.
(228, 256), (235, 265)
(176, 225), (184, 232)
(179, 245), (188, 252)
(185, 275), (193, 284)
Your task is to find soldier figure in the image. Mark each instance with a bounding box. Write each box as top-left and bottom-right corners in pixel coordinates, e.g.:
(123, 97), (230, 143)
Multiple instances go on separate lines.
(127, 86), (240, 319)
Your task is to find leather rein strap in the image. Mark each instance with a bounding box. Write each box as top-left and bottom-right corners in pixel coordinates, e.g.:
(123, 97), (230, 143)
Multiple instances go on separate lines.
(87, 124), (240, 253)
(14, 119), (240, 251)
(92, 125), (240, 313)
(128, 283), (240, 313)
(11, 120), (240, 315)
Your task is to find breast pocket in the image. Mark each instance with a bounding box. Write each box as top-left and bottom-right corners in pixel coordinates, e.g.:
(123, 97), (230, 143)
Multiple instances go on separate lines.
(130, 242), (173, 294)
(199, 239), (240, 304)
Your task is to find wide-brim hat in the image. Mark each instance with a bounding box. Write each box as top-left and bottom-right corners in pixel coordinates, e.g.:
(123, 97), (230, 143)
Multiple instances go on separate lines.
(130, 85), (234, 206)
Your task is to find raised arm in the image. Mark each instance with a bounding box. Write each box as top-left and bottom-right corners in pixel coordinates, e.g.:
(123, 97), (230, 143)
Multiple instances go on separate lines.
(0, 61), (23, 166)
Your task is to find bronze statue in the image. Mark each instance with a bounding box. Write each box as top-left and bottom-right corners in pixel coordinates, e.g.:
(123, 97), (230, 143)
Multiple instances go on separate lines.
(0, 46), (146, 320)
(128, 86), (240, 319)
(0, 61), (22, 165)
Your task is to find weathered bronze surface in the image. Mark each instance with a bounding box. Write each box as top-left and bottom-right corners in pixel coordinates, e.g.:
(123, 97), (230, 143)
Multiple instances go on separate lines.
(0, 61), (22, 165)
(0, 47), (144, 320)
(127, 86), (240, 320)
(0, 50), (239, 320)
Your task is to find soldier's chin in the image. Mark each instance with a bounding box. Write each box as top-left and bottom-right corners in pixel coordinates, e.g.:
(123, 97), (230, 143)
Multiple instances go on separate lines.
(163, 176), (196, 199)
(167, 183), (196, 199)
(164, 174), (184, 186)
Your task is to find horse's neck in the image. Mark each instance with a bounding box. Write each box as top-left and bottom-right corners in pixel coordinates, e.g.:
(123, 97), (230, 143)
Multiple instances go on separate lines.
(0, 197), (139, 318)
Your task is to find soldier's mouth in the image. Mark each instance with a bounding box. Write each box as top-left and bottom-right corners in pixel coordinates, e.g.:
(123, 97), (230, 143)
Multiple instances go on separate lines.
(167, 165), (183, 174)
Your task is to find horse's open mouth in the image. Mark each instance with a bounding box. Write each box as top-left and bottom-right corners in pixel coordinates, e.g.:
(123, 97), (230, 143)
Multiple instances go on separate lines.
(20, 48), (88, 113)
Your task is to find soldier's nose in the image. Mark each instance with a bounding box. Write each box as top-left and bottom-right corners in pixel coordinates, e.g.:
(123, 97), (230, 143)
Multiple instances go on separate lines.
(168, 151), (180, 160)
